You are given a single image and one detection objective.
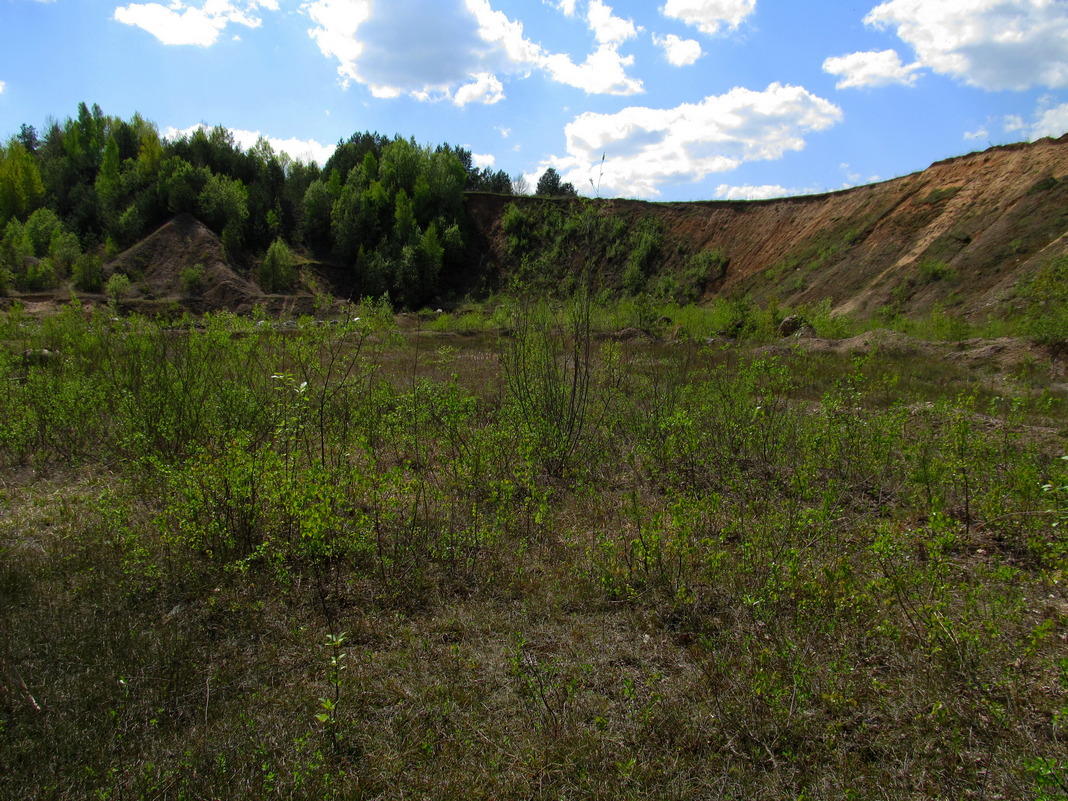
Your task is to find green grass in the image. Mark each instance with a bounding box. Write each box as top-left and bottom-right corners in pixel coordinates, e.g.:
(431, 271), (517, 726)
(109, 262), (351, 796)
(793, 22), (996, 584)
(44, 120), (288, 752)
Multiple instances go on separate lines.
(1, 300), (1067, 799)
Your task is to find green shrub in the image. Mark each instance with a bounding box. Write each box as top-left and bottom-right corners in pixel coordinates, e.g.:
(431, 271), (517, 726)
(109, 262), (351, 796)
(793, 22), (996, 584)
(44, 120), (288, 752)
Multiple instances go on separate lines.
(105, 272), (132, 301)
(622, 217), (664, 295)
(180, 262), (206, 294)
(682, 248), (727, 299)
(1016, 254), (1068, 345)
(917, 259), (957, 283)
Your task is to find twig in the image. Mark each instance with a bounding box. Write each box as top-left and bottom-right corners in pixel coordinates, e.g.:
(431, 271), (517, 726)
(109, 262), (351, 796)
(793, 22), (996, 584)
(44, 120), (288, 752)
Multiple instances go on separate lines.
(12, 665), (41, 713)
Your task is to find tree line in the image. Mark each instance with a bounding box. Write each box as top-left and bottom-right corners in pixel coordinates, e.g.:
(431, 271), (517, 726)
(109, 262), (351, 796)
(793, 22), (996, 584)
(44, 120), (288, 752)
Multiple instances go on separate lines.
(0, 103), (546, 306)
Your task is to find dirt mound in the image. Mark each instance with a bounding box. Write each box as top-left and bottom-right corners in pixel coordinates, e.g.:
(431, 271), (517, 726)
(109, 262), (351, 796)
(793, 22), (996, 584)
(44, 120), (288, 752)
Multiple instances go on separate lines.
(107, 214), (264, 312)
(760, 330), (1063, 380)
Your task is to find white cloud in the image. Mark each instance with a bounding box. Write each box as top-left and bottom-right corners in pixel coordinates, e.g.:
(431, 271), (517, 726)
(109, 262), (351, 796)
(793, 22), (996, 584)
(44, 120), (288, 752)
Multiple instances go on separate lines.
(715, 184), (791, 200)
(1003, 114), (1027, 133)
(963, 126), (989, 141)
(1030, 102), (1068, 139)
(302, 0), (644, 101)
(0, 81), (5, 94)
(537, 45), (643, 94)
(863, 0), (1068, 91)
(164, 124), (336, 165)
(555, 0), (578, 16)
(661, 0), (756, 36)
(822, 49), (919, 89)
(453, 72), (505, 106)
(114, 0), (278, 47)
(653, 33), (702, 66)
(587, 0), (638, 46)
(1004, 100), (1068, 141)
(547, 82), (842, 198)
(471, 152), (496, 168)
(467, 0), (643, 94)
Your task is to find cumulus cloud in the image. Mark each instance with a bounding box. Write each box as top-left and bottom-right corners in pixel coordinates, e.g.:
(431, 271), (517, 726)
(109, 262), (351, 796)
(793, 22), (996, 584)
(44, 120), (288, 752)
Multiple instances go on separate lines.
(467, 0), (642, 94)
(471, 152), (496, 168)
(546, 82), (842, 198)
(963, 126), (989, 141)
(822, 49), (919, 89)
(661, 0), (756, 36)
(587, 0), (638, 45)
(715, 184), (792, 200)
(862, 0), (1068, 91)
(653, 33), (702, 66)
(1002, 101), (1068, 141)
(0, 81), (5, 94)
(453, 73), (506, 106)
(303, 0), (643, 103)
(1029, 102), (1068, 139)
(164, 124), (336, 165)
(113, 0), (278, 47)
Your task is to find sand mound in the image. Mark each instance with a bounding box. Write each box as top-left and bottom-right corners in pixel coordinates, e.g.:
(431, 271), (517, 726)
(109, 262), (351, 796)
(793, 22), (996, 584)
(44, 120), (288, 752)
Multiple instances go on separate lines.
(107, 214), (264, 312)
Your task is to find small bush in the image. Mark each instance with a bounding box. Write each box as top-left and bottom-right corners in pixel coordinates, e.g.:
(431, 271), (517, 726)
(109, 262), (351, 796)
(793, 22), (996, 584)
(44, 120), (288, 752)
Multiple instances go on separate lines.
(105, 272), (132, 301)
(180, 262), (206, 294)
(918, 259), (957, 283)
(622, 217), (664, 295)
(920, 186), (960, 205)
(1016, 254), (1068, 345)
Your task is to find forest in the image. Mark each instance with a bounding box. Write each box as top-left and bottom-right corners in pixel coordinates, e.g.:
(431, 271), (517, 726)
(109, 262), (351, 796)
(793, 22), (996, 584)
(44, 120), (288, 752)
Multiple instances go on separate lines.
(0, 103), (517, 308)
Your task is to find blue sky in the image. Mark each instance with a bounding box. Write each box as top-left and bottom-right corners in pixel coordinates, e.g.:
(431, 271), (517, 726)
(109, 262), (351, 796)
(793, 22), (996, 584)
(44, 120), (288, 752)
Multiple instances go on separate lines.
(1, 0), (1067, 201)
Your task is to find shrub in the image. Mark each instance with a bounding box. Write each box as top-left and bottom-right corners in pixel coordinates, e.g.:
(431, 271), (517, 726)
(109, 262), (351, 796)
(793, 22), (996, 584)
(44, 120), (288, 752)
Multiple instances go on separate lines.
(180, 262), (206, 294)
(1017, 254), (1068, 345)
(105, 272), (132, 301)
(917, 259), (957, 283)
(622, 217), (664, 295)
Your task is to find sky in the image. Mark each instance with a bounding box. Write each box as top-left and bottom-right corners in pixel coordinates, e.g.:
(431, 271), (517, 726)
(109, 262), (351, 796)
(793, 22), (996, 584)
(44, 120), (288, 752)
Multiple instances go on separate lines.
(1, 0), (1067, 201)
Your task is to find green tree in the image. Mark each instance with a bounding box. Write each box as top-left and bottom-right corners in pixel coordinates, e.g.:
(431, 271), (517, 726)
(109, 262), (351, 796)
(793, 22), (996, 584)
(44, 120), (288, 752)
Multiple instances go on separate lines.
(260, 237), (296, 292)
(535, 167), (577, 197)
(197, 172), (249, 252)
(160, 157), (206, 215)
(0, 219), (32, 272)
(24, 208), (64, 257)
(48, 228), (82, 273)
(95, 135), (122, 214)
(300, 178), (335, 253)
(0, 139), (45, 224)
(136, 120), (164, 182)
(393, 188), (417, 247)
(72, 251), (104, 291)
